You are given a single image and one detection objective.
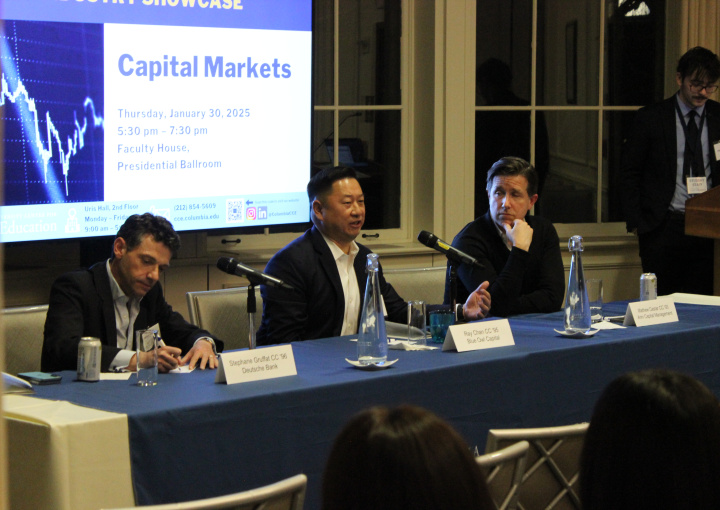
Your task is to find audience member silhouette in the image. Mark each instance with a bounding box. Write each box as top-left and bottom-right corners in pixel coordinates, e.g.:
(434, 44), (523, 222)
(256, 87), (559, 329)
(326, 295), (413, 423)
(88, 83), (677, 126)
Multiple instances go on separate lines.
(322, 405), (494, 510)
(580, 369), (720, 509)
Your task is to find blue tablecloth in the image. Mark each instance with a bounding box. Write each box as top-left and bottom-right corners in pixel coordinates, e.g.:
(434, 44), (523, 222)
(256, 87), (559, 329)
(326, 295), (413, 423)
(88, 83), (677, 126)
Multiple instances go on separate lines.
(34, 302), (720, 508)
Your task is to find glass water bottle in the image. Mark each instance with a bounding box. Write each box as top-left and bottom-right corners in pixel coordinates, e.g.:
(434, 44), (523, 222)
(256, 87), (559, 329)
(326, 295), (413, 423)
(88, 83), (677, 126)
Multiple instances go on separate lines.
(357, 253), (388, 364)
(563, 235), (591, 333)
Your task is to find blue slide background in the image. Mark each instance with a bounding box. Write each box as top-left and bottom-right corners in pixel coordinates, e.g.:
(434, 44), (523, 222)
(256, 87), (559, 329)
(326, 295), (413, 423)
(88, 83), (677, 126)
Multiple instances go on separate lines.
(2, 20), (105, 205)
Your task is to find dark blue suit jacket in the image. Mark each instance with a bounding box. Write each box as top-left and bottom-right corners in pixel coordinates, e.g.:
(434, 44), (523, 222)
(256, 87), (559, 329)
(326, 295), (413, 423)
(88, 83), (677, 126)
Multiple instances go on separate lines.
(621, 96), (720, 234)
(256, 226), (406, 345)
(42, 262), (221, 372)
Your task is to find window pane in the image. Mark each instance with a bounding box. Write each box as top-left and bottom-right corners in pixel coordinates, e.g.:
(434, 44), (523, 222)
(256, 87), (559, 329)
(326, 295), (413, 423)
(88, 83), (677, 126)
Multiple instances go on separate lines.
(324, 109), (401, 230)
(312, 0), (334, 105)
(605, 110), (637, 223)
(539, 110), (599, 223)
(474, 109), (549, 218)
(312, 110), (334, 168)
(338, 0), (401, 106)
(476, 0), (533, 106)
(537, 0), (601, 106)
(604, 0), (666, 106)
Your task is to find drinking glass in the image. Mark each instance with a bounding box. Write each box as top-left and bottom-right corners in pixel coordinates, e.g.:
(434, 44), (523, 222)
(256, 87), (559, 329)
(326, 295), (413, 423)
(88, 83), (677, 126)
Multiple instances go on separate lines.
(586, 278), (603, 322)
(136, 329), (159, 386)
(407, 300), (427, 346)
(429, 310), (454, 343)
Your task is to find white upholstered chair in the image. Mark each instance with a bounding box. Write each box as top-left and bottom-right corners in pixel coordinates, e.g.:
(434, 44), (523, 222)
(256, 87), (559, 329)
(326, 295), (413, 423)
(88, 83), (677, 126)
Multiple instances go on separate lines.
(2, 304), (49, 374)
(102, 473), (306, 510)
(476, 440), (530, 510)
(186, 287), (262, 351)
(484, 423), (589, 510)
(382, 266), (446, 305)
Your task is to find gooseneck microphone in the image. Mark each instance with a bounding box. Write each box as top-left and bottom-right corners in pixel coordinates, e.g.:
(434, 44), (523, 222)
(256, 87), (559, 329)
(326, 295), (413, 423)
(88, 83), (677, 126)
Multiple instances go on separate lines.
(216, 257), (294, 289)
(417, 230), (485, 269)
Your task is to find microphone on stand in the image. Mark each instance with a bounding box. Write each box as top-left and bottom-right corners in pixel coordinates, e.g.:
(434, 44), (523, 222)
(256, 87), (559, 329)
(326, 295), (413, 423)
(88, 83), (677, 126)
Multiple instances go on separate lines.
(216, 257), (294, 289)
(417, 230), (485, 269)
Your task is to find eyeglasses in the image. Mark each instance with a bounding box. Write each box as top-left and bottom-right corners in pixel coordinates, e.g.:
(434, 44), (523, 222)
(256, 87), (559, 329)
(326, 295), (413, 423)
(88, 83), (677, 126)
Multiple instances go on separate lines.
(689, 80), (718, 94)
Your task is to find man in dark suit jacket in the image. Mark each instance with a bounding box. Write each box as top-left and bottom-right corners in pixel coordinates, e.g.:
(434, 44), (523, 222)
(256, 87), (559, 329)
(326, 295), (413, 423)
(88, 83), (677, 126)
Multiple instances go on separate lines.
(445, 157), (564, 317)
(621, 47), (720, 296)
(257, 167), (492, 345)
(42, 213), (222, 373)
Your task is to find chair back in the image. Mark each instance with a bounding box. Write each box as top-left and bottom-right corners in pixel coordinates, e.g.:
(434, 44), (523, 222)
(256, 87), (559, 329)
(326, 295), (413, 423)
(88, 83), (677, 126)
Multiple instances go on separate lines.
(383, 266), (446, 305)
(101, 473), (306, 510)
(476, 440), (530, 510)
(2, 305), (49, 374)
(186, 287), (262, 351)
(485, 423), (588, 510)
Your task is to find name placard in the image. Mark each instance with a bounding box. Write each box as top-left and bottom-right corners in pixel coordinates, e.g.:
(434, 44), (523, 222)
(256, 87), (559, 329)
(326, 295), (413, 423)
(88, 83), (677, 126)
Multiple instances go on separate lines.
(214, 344), (297, 385)
(442, 319), (515, 352)
(623, 297), (678, 327)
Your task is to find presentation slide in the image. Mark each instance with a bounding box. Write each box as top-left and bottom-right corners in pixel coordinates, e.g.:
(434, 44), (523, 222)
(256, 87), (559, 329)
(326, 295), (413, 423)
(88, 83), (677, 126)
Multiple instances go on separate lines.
(0, 0), (312, 242)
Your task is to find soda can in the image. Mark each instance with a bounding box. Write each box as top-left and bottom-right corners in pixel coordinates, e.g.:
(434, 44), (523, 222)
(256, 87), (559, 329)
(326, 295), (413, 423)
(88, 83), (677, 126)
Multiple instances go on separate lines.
(640, 273), (657, 301)
(77, 336), (101, 382)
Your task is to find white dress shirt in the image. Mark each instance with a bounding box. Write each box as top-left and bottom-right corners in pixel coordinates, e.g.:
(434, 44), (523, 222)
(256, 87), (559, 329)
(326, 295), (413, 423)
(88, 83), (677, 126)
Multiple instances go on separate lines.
(321, 234), (361, 335)
(106, 259), (140, 369)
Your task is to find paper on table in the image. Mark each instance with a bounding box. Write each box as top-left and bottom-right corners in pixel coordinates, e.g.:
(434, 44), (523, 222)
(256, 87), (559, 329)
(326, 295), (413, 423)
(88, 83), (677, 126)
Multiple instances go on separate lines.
(100, 372), (133, 381)
(595, 320), (626, 330)
(2, 372), (35, 394)
(169, 365), (195, 374)
(388, 339), (439, 351)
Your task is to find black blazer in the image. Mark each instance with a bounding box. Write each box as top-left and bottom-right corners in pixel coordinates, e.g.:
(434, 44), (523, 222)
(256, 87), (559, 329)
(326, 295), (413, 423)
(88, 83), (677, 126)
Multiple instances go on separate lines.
(621, 96), (720, 234)
(42, 262), (221, 372)
(256, 226), (406, 345)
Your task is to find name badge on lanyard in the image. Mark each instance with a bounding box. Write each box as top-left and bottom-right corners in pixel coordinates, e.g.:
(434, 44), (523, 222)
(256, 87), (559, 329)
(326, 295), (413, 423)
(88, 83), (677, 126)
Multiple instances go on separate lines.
(687, 176), (708, 195)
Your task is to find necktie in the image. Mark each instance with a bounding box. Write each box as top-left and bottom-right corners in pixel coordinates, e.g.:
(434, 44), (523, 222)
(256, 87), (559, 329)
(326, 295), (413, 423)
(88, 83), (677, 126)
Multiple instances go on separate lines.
(684, 110), (704, 178)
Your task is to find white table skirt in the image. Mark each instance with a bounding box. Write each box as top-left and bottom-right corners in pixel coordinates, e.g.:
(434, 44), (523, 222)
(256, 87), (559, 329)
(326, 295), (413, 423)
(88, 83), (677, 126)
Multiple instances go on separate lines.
(4, 395), (135, 510)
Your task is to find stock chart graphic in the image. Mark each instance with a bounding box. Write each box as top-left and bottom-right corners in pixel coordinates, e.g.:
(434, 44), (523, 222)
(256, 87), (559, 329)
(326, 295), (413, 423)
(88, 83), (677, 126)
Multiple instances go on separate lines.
(1, 20), (105, 206)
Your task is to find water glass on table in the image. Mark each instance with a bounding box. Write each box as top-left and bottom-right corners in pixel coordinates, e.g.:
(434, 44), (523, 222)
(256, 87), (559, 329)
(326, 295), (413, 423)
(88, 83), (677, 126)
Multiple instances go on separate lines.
(586, 278), (603, 322)
(429, 309), (455, 343)
(136, 328), (159, 386)
(407, 300), (427, 346)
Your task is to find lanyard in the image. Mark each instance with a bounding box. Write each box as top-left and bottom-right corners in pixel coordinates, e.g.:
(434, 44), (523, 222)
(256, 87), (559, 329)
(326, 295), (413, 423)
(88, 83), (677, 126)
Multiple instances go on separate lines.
(674, 97), (706, 176)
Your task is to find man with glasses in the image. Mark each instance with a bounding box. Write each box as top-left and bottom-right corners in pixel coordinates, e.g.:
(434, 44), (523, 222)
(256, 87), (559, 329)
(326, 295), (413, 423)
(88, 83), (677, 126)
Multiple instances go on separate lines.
(621, 46), (720, 295)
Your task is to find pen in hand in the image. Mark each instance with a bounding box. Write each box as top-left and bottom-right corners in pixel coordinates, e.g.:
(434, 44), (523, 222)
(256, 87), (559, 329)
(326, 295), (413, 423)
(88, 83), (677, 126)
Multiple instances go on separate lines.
(158, 338), (183, 365)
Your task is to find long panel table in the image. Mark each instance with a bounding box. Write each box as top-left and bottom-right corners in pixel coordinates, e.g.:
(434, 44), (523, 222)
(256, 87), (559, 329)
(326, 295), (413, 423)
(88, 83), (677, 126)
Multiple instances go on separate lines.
(21, 301), (720, 509)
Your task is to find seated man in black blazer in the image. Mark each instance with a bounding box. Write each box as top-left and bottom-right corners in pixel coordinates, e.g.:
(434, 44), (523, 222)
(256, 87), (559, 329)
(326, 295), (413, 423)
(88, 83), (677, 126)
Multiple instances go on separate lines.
(42, 213), (223, 373)
(444, 157), (565, 317)
(257, 166), (491, 345)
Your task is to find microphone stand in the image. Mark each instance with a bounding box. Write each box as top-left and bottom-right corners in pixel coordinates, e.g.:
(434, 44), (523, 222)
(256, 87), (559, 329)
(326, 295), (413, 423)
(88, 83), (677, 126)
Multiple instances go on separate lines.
(448, 261), (459, 313)
(246, 284), (257, 350)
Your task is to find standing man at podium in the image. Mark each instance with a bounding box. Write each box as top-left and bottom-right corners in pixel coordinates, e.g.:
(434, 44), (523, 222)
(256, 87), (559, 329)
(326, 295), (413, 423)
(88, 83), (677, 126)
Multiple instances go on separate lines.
(621, 47), (720, 296)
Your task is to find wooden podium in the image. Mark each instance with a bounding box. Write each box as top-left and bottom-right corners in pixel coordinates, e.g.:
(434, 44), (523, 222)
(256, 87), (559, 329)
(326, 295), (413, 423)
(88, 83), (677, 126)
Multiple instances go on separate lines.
(685, 186), (720, 295)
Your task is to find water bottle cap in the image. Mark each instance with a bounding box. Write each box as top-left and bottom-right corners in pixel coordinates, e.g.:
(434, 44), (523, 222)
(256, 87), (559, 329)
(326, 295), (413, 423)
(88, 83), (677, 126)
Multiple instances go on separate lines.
(366, 252), (380, 270)
(568, 235), (584, 252)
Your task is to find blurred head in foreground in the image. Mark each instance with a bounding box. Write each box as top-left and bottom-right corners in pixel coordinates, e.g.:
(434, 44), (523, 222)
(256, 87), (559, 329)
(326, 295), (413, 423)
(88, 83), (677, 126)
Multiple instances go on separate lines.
(322, 404), (493, 510)
(580, 369), (720, 510)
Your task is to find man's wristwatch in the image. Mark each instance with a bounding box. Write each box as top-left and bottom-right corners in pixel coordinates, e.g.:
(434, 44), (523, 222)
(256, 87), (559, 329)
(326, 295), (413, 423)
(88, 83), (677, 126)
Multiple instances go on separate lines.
(195, 337), (218, 356)
(455, 303), (466, 322)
